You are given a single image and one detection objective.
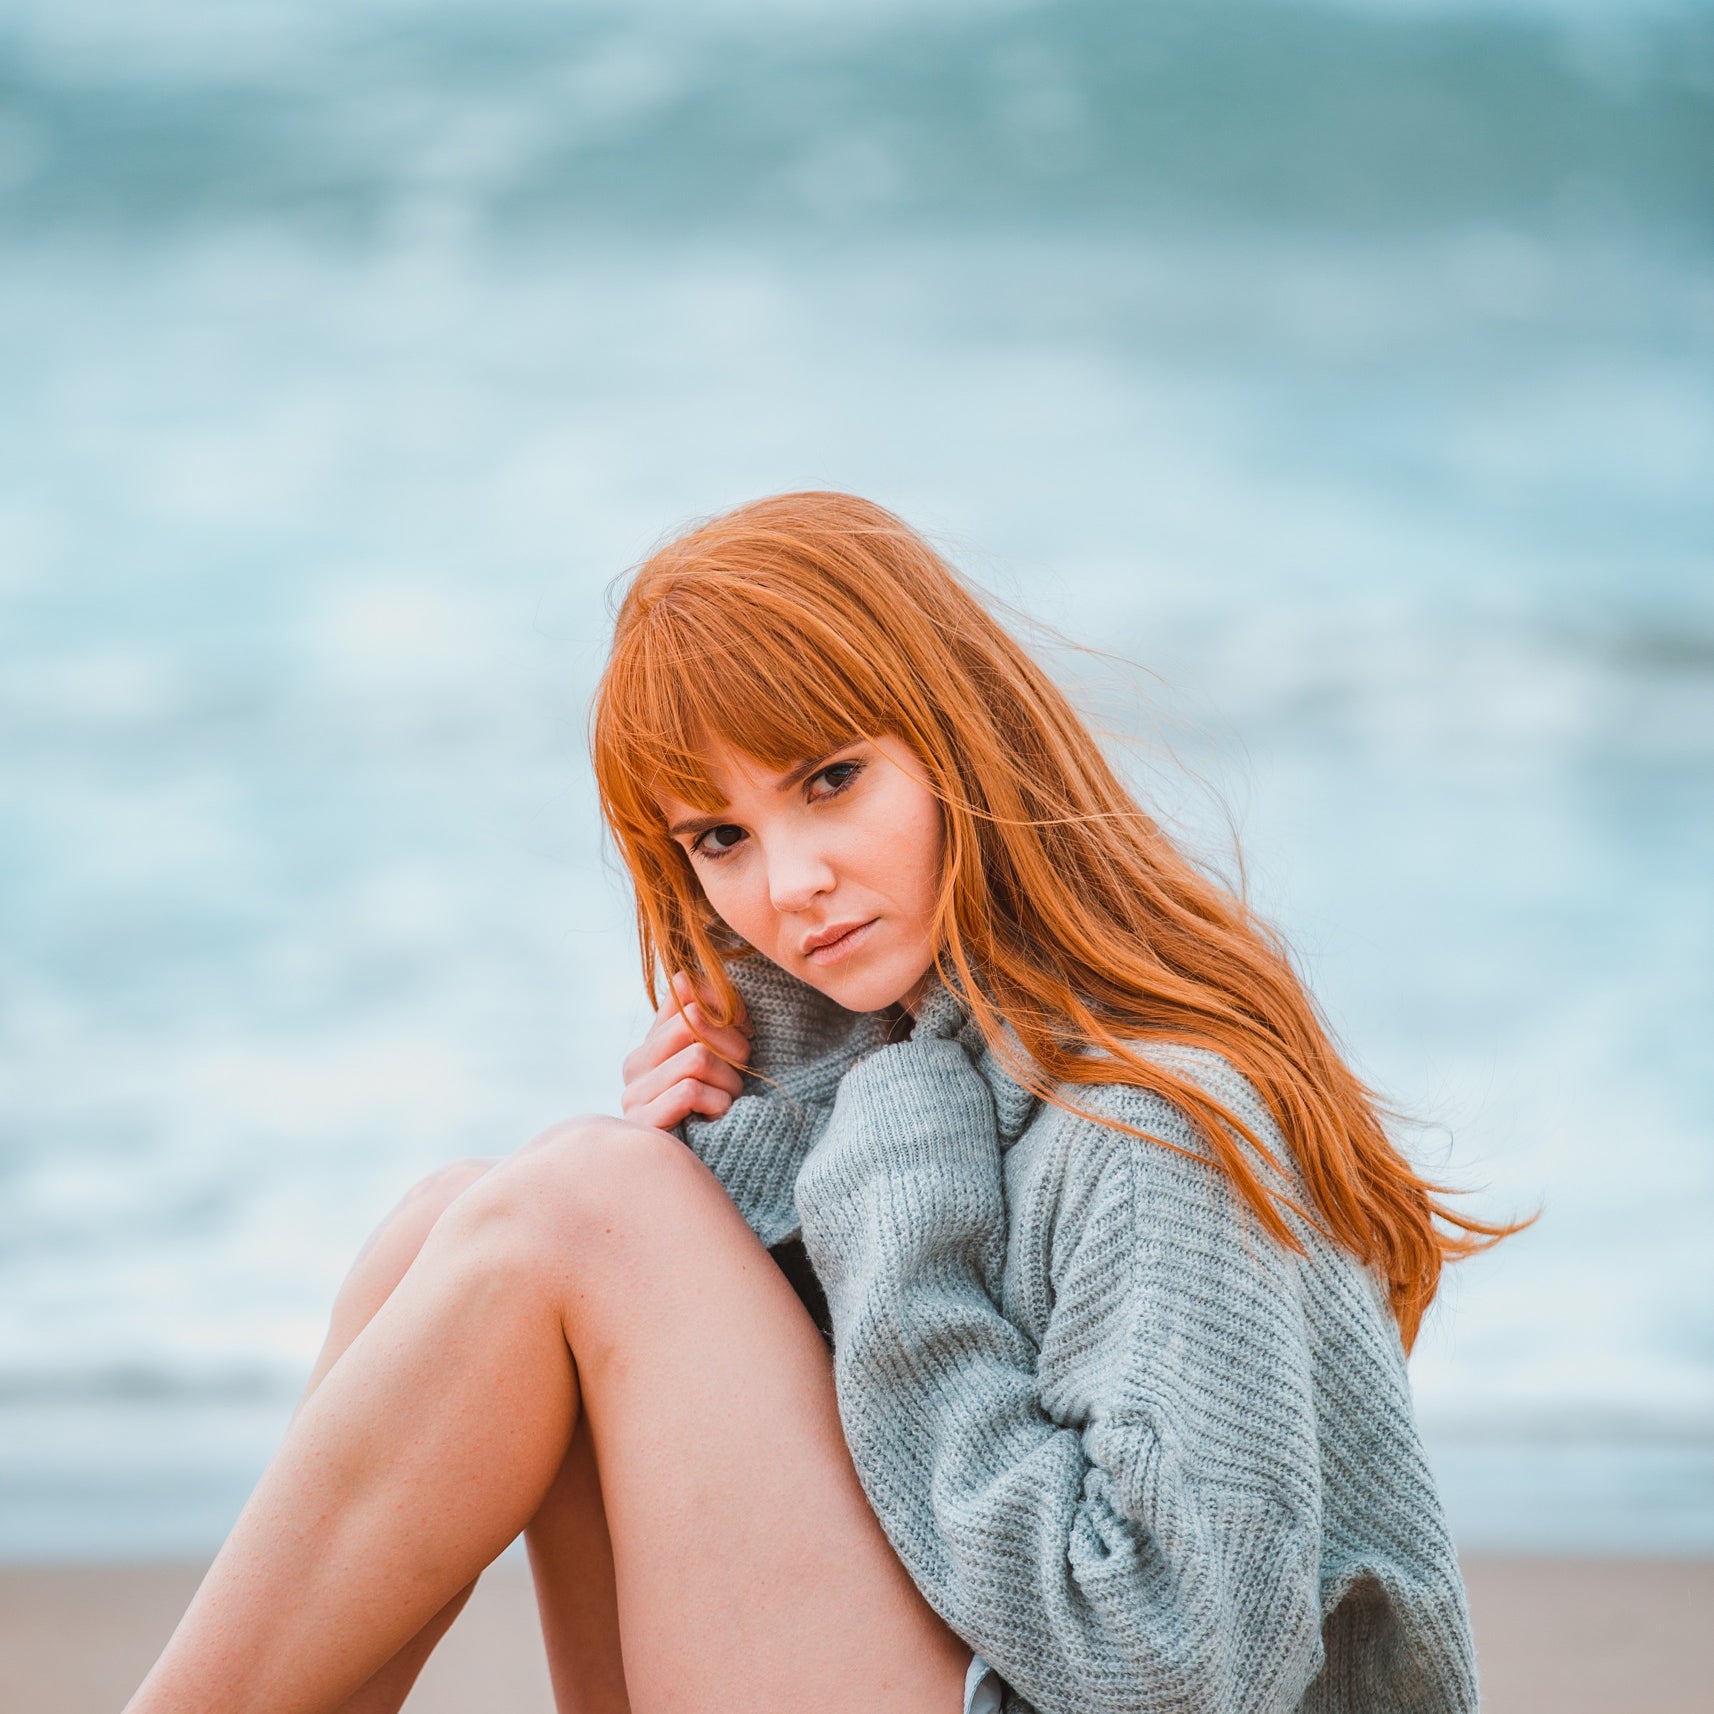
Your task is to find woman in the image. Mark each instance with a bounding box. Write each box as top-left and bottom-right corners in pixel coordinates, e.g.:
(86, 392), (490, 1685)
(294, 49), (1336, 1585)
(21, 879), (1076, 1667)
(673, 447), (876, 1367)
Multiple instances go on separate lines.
(127, 491), (1515, 1714)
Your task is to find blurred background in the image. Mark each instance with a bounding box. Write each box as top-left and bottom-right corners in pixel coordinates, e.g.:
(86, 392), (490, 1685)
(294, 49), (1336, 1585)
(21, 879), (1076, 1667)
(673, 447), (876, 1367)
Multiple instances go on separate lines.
(1, 0), (1710, 1616)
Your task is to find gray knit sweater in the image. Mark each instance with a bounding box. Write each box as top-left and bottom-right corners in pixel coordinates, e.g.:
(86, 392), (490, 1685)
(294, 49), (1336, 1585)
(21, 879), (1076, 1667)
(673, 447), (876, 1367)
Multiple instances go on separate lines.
(679, 956), (1478, 1714)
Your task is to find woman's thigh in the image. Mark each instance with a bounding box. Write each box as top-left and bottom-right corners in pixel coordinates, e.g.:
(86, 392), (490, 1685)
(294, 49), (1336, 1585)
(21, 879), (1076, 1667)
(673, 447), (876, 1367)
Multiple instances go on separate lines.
(486, 1121), (972, 1714)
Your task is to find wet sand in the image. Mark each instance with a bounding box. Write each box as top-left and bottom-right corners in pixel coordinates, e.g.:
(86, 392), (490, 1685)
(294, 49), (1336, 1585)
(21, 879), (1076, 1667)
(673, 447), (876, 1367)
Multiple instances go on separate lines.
(3, 1555), (1710, 1712)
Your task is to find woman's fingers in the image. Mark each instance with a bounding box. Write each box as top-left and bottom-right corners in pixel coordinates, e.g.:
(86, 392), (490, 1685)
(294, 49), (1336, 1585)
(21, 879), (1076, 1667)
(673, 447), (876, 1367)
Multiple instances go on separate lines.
(647, 1039), (746, 1103)
(630, 1076), (737, 1134)
(620, 971), (754, 1133)
(624, 1005), (749, 1088)
(671, 1001), (751, 1067)
(623, 997), (748, 1084)
(622, 1040), (746, 1127)
(673, 969), (749, 1037)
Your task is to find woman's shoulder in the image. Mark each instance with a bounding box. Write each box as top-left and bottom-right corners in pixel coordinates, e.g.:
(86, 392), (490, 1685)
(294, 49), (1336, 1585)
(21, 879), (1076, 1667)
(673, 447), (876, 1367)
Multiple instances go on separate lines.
(1003, 1039), (1340, 1286)
(1014, 1038), (1398, 1334)
(1018, 1037), (1287, 1187)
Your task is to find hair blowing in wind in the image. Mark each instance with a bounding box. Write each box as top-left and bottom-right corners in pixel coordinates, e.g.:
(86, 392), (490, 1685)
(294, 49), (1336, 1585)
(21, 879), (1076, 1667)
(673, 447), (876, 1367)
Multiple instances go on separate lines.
(591, 490), (1525, 1350)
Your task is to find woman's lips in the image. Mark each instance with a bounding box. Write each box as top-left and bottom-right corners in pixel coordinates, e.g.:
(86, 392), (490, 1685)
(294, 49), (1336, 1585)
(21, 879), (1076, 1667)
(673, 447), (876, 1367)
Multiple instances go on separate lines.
(805, 918), (877, 966)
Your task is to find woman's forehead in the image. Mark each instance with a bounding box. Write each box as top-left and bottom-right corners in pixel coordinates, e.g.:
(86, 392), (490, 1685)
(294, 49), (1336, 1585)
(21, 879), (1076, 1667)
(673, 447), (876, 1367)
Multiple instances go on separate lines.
(652, 738), (782, 818)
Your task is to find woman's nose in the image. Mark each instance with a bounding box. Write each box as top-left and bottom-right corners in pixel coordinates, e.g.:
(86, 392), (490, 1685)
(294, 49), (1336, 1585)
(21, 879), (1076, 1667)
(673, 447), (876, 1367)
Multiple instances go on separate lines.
(766, 837), (836, 914)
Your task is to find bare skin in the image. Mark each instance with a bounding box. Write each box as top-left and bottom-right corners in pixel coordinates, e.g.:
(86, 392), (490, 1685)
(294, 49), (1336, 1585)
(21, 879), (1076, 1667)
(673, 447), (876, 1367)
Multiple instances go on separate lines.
(123, 1117), (972, 1714)
(126, 734), (969, 1712)
(291, 1156), (632, 1714)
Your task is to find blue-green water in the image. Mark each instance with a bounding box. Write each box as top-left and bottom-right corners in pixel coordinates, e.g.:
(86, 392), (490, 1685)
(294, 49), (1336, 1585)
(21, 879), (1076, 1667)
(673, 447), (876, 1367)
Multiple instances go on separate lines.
(1, 0), (1711, 1556)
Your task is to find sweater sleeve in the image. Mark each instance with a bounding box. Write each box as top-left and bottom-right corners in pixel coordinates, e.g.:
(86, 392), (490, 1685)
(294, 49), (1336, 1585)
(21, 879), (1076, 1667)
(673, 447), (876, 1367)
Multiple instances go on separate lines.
(674, 955), (893, 1249)
(792, 1028), (1327, 1714)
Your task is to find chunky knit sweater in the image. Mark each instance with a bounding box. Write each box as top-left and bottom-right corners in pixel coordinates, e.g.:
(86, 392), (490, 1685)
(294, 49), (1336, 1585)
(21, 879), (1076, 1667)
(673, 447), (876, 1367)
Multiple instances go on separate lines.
(678, 955), (1478, 1714)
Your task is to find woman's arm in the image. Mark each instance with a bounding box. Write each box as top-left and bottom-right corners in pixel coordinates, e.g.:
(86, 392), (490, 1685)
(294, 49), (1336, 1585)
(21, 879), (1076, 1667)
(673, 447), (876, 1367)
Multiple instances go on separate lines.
(792, 1007), (1345, 1714)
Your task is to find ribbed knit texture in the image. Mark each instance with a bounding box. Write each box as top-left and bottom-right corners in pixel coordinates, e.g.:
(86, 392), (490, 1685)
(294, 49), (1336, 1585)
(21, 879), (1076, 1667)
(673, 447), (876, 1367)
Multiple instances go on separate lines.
(679, 956), (1478, 1714)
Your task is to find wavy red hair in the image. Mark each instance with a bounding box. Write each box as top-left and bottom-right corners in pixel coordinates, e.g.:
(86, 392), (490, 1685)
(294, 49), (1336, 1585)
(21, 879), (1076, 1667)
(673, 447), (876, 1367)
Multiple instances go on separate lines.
(590, 490), (1522, 1349)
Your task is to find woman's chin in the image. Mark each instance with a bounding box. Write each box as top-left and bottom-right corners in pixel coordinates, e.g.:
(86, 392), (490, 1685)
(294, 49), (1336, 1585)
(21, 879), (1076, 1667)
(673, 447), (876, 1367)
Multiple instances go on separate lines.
(805, 960), (934, 1017)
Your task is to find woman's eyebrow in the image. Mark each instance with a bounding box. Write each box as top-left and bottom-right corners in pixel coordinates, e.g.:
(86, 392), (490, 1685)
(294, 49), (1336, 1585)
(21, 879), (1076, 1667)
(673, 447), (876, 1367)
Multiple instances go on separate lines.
(666, 810), (726, 839)
(775, 746), (851, 791)
(665, 747), (857, 838)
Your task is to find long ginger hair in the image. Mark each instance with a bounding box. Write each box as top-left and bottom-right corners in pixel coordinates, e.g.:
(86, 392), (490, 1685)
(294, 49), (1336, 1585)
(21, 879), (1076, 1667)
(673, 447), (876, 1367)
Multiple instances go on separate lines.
(590, 490), (1521, 1349)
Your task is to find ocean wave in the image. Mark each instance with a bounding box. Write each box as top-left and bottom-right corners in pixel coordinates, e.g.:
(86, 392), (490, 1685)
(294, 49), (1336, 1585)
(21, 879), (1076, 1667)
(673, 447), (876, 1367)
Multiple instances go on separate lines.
(0, 0), (1709, 240)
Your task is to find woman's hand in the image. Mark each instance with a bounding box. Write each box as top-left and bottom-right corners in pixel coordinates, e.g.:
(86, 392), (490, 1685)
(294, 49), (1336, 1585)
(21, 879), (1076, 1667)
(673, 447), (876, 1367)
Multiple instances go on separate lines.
(622, 970), (754, 1132)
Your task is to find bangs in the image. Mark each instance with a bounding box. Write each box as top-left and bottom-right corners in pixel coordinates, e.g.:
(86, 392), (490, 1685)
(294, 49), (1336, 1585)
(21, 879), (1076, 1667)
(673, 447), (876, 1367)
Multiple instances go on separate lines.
(598, 578), (900, 822)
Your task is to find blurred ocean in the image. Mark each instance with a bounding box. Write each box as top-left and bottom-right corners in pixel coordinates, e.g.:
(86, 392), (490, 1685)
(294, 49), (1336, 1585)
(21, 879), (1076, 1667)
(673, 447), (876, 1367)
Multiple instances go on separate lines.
(1, 0), (1711, 1557)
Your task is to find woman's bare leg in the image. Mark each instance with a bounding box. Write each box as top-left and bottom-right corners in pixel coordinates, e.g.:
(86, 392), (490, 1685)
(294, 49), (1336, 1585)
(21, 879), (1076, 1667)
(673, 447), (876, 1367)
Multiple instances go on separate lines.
(174, 1155), (623, 1714)
(299, 1159), (499, 1407)
(525, 1403), (632, 1714)
(123, 1115), (968, 1714)
(293, 1157), (630, 1714)
(307, 1161), (492, 1714)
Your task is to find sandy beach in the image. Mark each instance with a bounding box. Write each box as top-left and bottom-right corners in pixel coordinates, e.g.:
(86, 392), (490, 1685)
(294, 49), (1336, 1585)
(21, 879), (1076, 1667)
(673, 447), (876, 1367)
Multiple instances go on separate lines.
(3, 1555), (1709, 1712)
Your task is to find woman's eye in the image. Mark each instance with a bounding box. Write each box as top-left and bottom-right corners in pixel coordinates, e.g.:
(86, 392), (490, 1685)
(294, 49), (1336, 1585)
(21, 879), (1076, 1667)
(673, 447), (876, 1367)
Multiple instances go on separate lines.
(693, 824), (746, 859)
(812, 759), (863, 796)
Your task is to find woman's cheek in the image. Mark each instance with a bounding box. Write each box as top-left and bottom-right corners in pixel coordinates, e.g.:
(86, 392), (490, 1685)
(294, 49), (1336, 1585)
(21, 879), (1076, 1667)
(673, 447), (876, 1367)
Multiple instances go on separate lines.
(712, 876), (772, 956)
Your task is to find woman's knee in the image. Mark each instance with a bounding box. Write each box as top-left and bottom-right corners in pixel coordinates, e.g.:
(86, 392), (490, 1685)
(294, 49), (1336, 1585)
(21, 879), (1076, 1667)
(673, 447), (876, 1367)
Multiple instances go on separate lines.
(374, 1156), (498, 1252)
(338, 1157), (500, 1307)
(440, 1115), (711, 1273)
(308, 1157), (502, 1393)
(396, 1156), (500, 1222)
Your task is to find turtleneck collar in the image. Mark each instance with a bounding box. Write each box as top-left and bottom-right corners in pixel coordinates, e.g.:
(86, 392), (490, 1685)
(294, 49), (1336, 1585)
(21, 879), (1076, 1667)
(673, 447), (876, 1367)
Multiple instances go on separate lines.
(904, 966), (1041, 1149)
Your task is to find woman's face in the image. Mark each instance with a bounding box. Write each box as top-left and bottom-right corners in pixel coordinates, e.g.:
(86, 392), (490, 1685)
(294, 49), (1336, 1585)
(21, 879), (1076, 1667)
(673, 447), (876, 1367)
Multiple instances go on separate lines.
(658, 733), (945, 1015)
